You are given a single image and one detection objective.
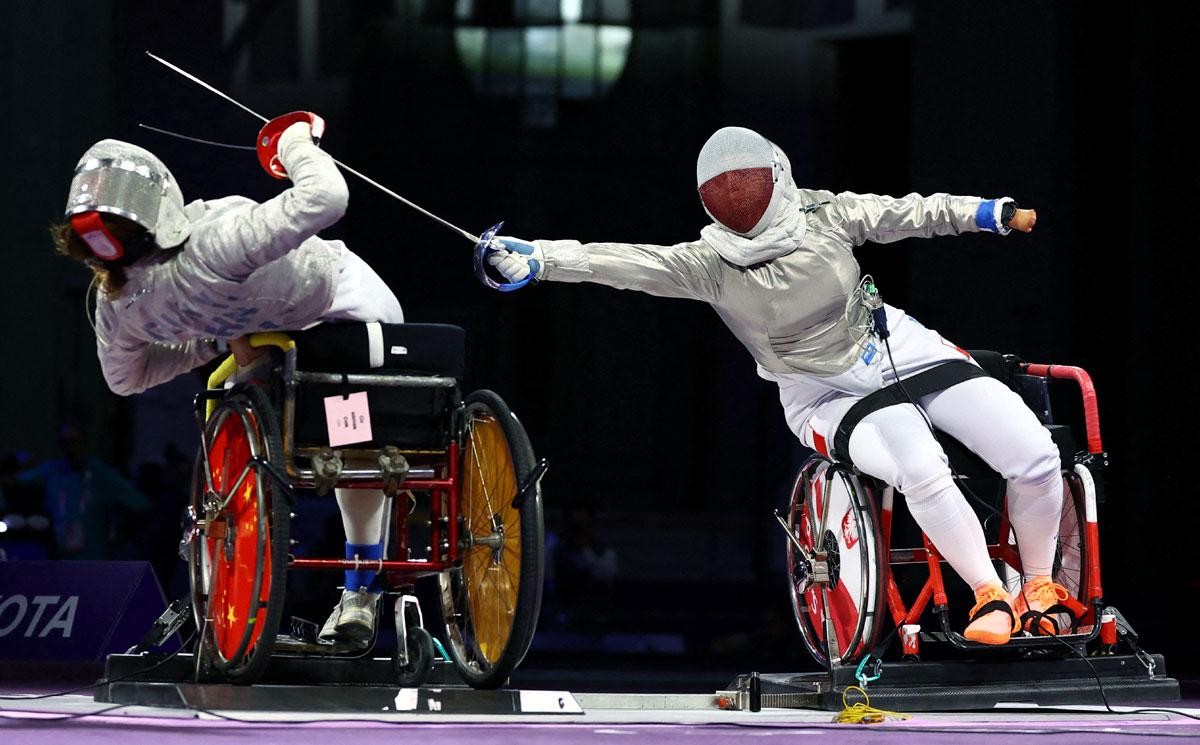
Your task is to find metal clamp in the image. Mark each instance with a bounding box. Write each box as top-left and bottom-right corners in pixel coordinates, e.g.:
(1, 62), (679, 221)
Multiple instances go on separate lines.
(311, 449), (344, 496)
(855, 655), (882, 689)
(379, 446), (410, 498)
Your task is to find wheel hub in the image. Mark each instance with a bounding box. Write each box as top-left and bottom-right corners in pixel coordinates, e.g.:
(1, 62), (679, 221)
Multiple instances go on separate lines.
(821, 530), (841, 589)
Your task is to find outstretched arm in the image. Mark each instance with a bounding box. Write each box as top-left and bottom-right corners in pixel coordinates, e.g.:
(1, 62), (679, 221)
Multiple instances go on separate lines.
(489, 237), (721, 302)
(188, 122), (349, 282)
(835, 192), (1036, 246)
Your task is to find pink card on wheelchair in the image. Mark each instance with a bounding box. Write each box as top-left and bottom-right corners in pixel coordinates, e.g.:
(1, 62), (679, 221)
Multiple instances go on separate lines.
(324, 392), (373, 446)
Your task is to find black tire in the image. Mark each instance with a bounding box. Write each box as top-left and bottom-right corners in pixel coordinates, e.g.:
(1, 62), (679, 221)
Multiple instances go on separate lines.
(786, 455), (885, 668)
(1055, 472), (1090, 608)
(188, 384), (290, 683)
(393, 626), (435, 687)
(437, 389), (544, 689)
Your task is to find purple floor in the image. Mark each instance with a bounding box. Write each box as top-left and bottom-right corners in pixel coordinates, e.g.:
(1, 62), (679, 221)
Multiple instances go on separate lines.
(2, 674), (1196, 743)
(2, 715), (1200, 744)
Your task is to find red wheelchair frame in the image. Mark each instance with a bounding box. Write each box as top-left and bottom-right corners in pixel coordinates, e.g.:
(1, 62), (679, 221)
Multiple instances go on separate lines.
(785, 360), (1110, 668)
(185, 328), (546, 687)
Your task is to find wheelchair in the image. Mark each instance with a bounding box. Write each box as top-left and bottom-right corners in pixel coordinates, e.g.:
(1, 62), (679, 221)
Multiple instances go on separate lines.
(183, 322), (546, 688)
(783, 351), (1109, 668)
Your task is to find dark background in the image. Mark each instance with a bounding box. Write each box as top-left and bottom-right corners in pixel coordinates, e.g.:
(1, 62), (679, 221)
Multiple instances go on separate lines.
(1, 0), (1197, 686)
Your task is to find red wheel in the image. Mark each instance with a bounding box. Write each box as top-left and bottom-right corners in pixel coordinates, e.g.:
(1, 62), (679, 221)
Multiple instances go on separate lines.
(188, 386), (288, 682)
(786, 456), (884, 668)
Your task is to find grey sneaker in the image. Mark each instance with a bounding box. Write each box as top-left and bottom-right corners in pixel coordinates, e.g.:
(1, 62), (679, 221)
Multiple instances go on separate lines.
(318, 589), (380, 648)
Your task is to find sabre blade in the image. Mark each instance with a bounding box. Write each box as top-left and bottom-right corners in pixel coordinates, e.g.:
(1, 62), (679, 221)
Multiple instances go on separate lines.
(144, 51), (483, 245)
(145, 51), (268, 124)
(331, 160), (480, 244)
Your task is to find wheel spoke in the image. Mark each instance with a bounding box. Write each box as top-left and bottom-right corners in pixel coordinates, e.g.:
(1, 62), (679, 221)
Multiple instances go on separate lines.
(467, 419), (498, 517)
(452, 402), (530, 674)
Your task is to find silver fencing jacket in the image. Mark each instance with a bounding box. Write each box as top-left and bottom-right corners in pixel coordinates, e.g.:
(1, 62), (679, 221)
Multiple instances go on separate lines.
(534, 189), (1010, 379)
(96, 133), (349, 396)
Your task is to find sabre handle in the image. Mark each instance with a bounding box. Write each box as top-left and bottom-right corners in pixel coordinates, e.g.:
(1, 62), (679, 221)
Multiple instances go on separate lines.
(473, 221), (538, 292)
(257, 111), (326, 180)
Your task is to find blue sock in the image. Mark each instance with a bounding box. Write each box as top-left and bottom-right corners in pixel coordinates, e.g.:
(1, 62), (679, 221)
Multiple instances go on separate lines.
(344, 542), (384, 592)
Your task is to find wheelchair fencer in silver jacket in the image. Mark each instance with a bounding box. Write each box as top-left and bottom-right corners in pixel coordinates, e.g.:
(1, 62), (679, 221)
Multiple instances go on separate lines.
(485, 125), (1060, 647)
(68, 127), (400, 397)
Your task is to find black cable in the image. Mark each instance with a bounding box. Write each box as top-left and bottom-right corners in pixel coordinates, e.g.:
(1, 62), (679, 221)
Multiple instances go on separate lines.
(1044, 632), (1200, 722)
(0, 704), (131, 724)
(0, 629), (196, 702)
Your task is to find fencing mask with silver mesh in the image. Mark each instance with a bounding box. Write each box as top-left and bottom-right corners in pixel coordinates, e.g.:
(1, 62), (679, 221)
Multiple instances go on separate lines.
(64, 140), (192, 258)
(696, 127), (785, 238)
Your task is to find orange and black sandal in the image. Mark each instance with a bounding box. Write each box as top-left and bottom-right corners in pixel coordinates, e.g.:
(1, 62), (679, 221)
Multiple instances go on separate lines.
(1012, 578), (1087, 636)
(964, 584), (1021, 645)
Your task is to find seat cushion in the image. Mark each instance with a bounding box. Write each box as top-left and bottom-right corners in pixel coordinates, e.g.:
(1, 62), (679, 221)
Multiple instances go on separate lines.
(288, 322), (465, 379)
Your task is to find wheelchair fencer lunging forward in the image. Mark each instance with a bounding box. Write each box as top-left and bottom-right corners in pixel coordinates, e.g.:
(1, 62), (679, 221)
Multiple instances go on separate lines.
(55, 119), (405, 649)
(485, 125), (1068, 647)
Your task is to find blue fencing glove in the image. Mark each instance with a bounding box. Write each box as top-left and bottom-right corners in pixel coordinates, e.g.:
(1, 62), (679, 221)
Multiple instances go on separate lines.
(486, 237), (545, 283)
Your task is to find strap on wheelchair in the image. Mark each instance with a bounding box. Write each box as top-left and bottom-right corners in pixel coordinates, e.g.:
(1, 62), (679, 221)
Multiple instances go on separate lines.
(1021, 595), (1088, 636)
(832, 361), (989, 466)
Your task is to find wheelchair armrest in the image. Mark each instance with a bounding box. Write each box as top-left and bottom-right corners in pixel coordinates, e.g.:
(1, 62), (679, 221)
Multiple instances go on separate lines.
(1020, 363), (1103, 455)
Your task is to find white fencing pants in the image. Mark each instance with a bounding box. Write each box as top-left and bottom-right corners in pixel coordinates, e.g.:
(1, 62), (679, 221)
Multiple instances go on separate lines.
(335, 488), (386, 546)
(835, 377), (1063, 589)
(776, 312), (1063, 590)
(322, 248), (399, 552)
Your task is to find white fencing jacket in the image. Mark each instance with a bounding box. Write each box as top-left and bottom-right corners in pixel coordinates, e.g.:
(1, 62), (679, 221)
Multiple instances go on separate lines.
(95, 129), (352, 396)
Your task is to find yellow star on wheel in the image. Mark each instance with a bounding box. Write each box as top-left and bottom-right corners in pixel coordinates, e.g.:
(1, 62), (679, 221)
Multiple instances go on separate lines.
(242, 482), (254, 503)
(226, 604), (237, 626)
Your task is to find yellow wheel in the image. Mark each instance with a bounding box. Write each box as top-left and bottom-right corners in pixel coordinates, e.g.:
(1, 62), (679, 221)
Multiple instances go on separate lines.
(438, 389), (543, 689)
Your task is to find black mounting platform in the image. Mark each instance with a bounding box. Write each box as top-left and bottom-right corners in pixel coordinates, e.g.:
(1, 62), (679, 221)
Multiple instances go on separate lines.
(726, 654), (1180, 711)
(95, 653), (582, 715)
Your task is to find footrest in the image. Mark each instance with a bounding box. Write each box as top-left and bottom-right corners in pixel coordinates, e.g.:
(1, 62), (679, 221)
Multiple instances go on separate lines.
(926, 628), (1097, 651)
(273, 634), (362, 656)
(721, 654), (1179, 712)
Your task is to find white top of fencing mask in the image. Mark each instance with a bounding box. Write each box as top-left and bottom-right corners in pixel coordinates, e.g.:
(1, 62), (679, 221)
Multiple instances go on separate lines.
(696, 127), (806, 266)
(65, 139), (192, 249)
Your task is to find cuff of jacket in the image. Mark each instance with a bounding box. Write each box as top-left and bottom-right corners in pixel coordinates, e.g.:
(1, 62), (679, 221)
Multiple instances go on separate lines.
(975, 197), (1014, 235)
(534, 239), (591, 282)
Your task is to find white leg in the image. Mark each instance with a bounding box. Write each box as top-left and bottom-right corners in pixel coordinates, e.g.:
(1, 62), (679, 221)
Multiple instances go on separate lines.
(921, 376), (1063, 577)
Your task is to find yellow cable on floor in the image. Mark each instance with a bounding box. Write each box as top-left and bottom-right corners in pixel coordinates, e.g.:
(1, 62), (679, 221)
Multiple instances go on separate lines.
(832, 685), (912, 724)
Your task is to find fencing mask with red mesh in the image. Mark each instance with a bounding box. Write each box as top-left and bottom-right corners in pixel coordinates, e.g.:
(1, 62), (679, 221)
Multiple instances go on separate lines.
(696, 127), (785, 238)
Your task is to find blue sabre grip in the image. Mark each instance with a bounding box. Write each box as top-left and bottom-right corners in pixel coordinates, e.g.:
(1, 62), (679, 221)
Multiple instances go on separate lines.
(872, 306), (890, 340)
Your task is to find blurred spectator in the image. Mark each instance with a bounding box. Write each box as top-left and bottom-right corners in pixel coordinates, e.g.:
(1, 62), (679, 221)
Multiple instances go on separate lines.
(708, 603), (810, 667)
(1, 450), (54, 559)
(15, 423), (148, 559)
(1, 450), (38, 512)
(556, 506), (618, 629)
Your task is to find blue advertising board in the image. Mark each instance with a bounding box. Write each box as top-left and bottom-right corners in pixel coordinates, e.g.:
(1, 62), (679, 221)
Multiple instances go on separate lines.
(0, 561), (176, 662)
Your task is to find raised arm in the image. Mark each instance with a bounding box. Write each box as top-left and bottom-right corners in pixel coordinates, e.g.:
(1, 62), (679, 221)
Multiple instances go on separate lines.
(188, 122), (349, 281)
(488, 237), (721, 302)
(835, 192), (1033, 246)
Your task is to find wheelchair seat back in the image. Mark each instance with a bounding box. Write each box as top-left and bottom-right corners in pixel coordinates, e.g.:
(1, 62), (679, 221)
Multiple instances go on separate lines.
(288, 322), (465, 450)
